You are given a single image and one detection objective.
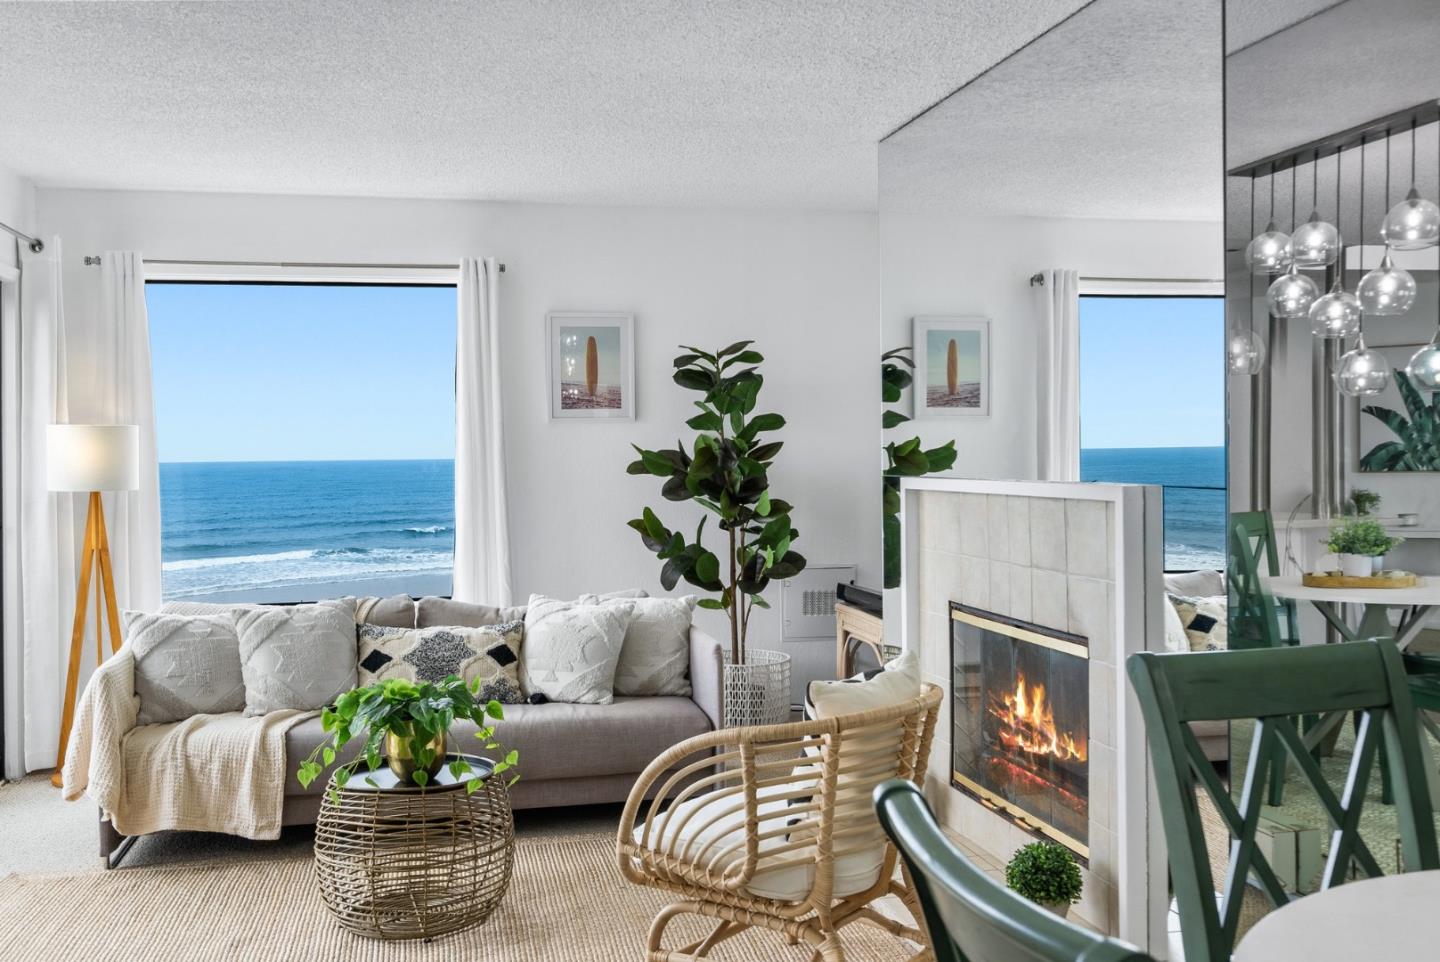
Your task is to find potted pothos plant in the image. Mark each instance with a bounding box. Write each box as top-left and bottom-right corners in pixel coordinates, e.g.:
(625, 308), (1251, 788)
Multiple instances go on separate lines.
(882, 347), (957, 588)
(1005, 841), (1083, 918)
(296, 676), (519, 802)
(627, 340), (806, 726)
(1325, 518), (1403, 577)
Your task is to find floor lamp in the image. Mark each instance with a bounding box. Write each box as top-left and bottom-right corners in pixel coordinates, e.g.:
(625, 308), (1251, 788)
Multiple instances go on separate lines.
(48, 423), (139, 788)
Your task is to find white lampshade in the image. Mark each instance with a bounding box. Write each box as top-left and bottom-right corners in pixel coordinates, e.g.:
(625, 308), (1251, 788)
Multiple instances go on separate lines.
(47, 424), (140, 492)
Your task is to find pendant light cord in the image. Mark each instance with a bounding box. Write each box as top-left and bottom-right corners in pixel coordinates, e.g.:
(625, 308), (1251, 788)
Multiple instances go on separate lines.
(1250, 173), (1258, 338)
(1359, 134), (1367, 269)
(1312, 148), (1319, 213)
(1291, 156), (1298, 230)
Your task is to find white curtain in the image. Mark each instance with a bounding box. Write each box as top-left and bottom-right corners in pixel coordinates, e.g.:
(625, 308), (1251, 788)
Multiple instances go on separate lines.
(93, 252), (162, 612)
(1037, 268), (1081, 482)
(453, 257), (512, 605)
(2, 238), (78, 777)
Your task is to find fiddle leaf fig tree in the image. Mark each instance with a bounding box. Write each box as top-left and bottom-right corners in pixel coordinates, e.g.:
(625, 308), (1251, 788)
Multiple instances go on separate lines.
(882, 347), (957, 588)
(627, 341), (806, 663)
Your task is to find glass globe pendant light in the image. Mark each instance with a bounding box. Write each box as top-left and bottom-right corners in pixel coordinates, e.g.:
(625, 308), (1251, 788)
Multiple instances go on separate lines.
(1408, 269), (1440, 391)
(1310, 279), (1361, 337)
(1408, 331), (1440, 391)
(1309, 146), (1359, 337)
(1335, 328), (1392, 397)
(1357, 249), (1417, 315)
(1356, 133), (1416, 316)
(1244, 170), (1291, 273)
(1380, 118), (1439, 251)
(1268, 265), (1318, 317)
(1290, 149), (1341, 267)
(1227, 328), (1267, 376)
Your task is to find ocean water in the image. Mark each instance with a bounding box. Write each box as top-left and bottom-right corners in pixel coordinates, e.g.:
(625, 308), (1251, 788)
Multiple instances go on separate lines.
(1080, 446), (1226, 570)
(160, 460), (455, 599)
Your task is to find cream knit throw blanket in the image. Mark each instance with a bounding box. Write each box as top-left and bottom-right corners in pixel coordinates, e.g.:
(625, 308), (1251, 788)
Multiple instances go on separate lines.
(61, 648), (314, 840)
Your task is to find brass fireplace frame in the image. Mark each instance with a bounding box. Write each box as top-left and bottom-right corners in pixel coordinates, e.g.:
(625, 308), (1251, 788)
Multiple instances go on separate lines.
(950, 604), (1091, 861)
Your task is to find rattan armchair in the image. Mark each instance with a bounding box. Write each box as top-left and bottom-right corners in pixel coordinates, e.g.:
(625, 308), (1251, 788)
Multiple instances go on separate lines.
(617, 682), (942, 961)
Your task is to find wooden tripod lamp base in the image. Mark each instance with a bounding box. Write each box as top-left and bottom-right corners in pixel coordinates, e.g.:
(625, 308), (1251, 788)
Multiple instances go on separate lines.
(50, 493), (123, 788)
(47, 424), (139, 790)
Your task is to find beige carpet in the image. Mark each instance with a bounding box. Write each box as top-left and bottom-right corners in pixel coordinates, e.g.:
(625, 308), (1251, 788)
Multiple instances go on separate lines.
(0, 827), (919, 962)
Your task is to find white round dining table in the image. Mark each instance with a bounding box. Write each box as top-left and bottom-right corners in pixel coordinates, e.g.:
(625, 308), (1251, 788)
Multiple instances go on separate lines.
(1232, 870), (1440, 962)
(1262, 574), (1440, 649)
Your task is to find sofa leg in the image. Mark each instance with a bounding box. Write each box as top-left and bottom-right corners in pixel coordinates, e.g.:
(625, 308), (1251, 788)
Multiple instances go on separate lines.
(99, 814), (137, 870)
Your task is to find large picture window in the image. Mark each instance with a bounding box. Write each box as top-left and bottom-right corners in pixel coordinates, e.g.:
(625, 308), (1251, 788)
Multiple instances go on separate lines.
(147, 282), (457, 602)
(1078, 295), (1225, 570)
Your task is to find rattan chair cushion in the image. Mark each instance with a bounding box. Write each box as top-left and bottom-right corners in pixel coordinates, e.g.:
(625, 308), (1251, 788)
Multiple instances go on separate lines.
(633, 782), (885, 900)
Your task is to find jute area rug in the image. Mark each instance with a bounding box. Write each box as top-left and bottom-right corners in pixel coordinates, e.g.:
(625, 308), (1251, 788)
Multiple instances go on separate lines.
(0, 826), (917, 962)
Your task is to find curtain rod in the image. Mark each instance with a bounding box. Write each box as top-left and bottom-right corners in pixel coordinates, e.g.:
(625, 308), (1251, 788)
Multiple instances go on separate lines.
(81, 256), (505, 272)
(1028, 273), (1223, 286)
(1, 220), (43, 253)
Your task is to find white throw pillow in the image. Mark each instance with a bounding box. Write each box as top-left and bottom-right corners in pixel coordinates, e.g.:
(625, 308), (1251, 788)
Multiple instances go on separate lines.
(521, 594), (634, 704)
(1163, 569), (1225, 598)
(806, 646), (921, 719)
(124, 610), (246, 725)
(581, 593), (694, 697)
(233, 599), (358, 715)
(1162, 594), (1190, 653)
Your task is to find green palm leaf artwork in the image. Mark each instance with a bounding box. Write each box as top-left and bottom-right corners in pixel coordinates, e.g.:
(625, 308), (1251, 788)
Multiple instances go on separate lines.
(1360, 370), (1440, 472)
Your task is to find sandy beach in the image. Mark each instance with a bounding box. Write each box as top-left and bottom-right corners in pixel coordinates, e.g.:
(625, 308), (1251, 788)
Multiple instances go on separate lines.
(176, 572), (454, 604)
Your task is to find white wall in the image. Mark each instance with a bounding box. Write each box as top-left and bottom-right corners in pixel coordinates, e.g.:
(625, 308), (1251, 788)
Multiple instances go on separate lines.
(880, 213), (1223, 482)
(35, 189), (881, 654)
(0, 161), (37, 270)
(878, 213), (1223, 636)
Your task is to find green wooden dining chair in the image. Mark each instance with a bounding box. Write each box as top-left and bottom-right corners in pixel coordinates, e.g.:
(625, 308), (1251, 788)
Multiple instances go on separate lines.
(1227, 510), (1304, 804)
(1226, 510), (1298, 651)
(873, 779), (1154, 962)
(1127, 641), (1440, 962)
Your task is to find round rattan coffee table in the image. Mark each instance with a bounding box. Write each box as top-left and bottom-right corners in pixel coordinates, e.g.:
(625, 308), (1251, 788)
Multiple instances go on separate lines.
(313, 753), (514, 941)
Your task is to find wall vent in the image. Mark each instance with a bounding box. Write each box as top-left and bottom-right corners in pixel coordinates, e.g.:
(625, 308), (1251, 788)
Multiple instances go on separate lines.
(781, 564), (856, 642)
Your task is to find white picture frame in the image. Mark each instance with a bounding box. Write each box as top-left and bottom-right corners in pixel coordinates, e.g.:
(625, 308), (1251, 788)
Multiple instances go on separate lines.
(546, 312), (635, 421)
(912, 315), (990, 418)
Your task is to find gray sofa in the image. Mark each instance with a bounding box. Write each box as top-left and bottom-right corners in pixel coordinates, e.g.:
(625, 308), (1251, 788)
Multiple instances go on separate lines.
(165, 593), (724, 826)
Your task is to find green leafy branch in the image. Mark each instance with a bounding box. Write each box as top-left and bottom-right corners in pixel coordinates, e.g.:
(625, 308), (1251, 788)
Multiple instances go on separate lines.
(1360, 370), (1440, 472)
(882, 347), (957, 588)
(295, 676), (519, 803)
(627, 340), (806, 663)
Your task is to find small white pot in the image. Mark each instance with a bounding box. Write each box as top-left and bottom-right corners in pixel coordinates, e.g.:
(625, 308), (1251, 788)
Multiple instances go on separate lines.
(1372, 555), (1387, 574)
(1039, 900), (1072, 919)
(1339, 554), (1374, 578)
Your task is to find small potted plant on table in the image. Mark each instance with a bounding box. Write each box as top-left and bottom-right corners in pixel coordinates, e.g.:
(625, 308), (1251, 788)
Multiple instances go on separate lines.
(296, 676), (518, 797)
(1325, 518), (1403, 578)
(1005, 841), (1083, 918)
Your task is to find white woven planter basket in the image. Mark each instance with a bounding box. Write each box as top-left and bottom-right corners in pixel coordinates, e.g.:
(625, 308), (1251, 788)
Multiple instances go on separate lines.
(721, 649), (791, 728)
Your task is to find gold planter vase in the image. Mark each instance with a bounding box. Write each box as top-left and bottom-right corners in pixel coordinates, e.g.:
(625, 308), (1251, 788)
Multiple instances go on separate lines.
(385, 729), (447, 784)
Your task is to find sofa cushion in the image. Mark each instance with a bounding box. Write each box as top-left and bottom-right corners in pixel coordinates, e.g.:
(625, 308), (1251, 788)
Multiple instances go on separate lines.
(417, 597), (527, 629)
(124, 610), (246, 725)
(234, 599), (358, 715)
(284, 695), (711, 794)
(356, 621), (524, 702)
(521, 594), (634, 704)
(349, 594), (416, 628)
(581, 594), (694, 697)
(417, 590), (647, 630)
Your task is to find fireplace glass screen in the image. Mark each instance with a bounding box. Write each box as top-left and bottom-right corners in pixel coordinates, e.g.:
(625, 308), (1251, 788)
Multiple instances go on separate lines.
(951, 603), (1089, 856)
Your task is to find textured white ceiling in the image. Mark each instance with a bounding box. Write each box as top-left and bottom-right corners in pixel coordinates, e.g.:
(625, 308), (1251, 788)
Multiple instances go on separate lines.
(1227, 0), (1440, 170)
(1225, 0), (1347, 53)
(0, 0), (1092, 209)
(879, 0), (1223, 221)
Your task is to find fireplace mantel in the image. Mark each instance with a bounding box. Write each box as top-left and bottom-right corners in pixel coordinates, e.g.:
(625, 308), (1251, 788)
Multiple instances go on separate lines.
(897, 477), (1167, 953)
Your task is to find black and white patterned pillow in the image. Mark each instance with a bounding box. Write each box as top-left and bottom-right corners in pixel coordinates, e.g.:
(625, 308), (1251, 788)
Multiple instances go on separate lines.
(357, 621), (525, 703)
(1167, 594), (1228, 652)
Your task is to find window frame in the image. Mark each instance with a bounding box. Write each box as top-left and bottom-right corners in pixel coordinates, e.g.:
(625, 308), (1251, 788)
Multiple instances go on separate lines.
(1076, 289), (1226, 573)
(145, 275), (459, 603)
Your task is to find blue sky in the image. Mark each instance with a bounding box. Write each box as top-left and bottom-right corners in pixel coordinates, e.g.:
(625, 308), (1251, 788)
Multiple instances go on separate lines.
(1079, 296), (1223, 449)
(147, 283), (457, 462)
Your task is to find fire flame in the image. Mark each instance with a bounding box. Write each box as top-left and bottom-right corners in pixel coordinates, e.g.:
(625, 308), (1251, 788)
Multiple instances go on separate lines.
(989, 674), (1086, 763)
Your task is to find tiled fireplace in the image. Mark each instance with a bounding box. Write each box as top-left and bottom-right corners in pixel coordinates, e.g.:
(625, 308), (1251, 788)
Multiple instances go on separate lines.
(899, 478), (1166, 950)
(951, 604), (1089, 857)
